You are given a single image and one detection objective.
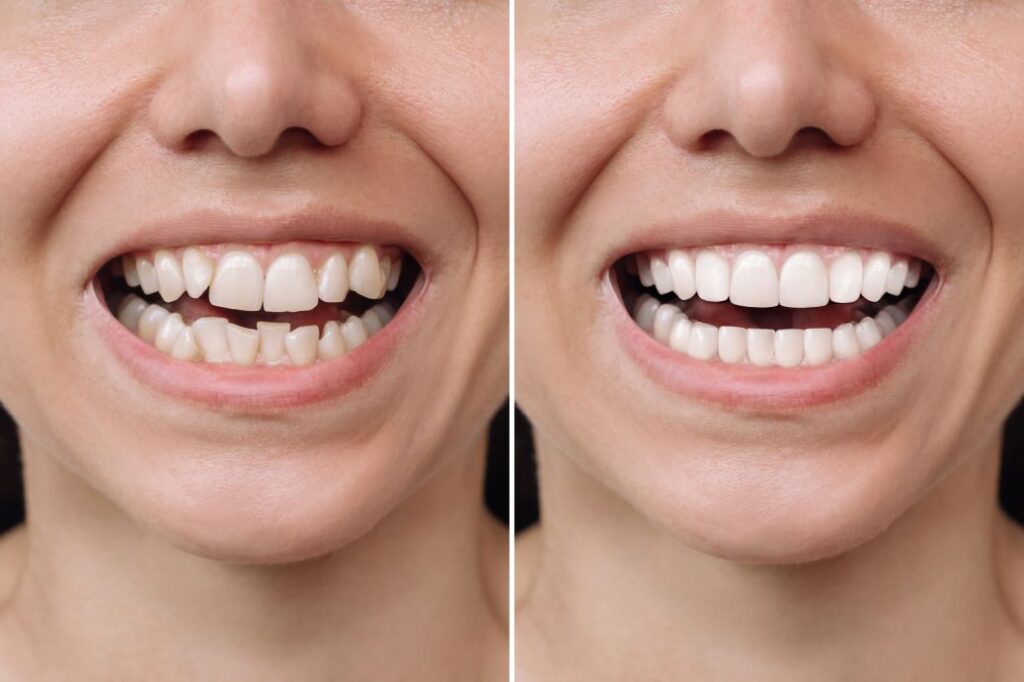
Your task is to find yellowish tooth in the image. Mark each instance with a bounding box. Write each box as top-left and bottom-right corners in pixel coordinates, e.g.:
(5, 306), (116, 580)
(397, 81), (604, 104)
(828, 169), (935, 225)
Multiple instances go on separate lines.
(154, 313), (186, 353)
(137, 304), (170, 344)
(386, 256), (402, 291)
(349, 245), (385, 299)
(317, 252), (349, 303)
(136, 257), (159, 295)
(225, 323), (259, 366)
(209, 251), (264, 312)
(192, 317), (231, 363)
(285, 325), (319, 366)
(340, 316), (368, 351)
(170, 327), (201, 362)
(257, 321), (289, 364)
(123, 256), (140, 287)
(318, 321), (347, 360)
(154, 249), (186, 302)
(116, 295), (148, 332)
(264, 254), (319, 313)
(182, 247), (214, 299)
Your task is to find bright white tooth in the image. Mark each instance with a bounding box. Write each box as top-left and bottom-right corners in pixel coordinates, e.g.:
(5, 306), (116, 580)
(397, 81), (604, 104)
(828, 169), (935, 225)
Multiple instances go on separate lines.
(687, 322), (718, 361)
(634, 296), (660, 333)
(832, 322), (861, 360)
(774, 329), (804, 367)
(318, 321), (347, 360)
(884, 304), (907, 326)
(257, 322), (290, 364)
(154, 313), (186, 353)
(285, 325), (319, 366)
(885, 258), (908, 296)
(372, 304), (394, 326)
(652, 304), (681, 344)
(803, 328), (833, 366)
(137, 304), (170, 344)
(854, 318), (883, 351)
(317, 252), (349, 303)
(637, 253), (654, 288)
(340, 316), (369, 351)
(386, 256), (402, 291)
(263, 254), (319, 313)
(829, 252), (863, 304)
(182, 247), (214, 299)
(667, 249), (696, 300)
(717, 326), (747, 364)
(905, 259), (922, 289)
(861, 251), (891, 302)
(668, 316), (692, 353)
(170, 327), (201, 362)
(779, 251), (829, 308)
(191, 317), (231, 363)
(154, 250), (186, 303)
(225, 323), (259, 366)
(136, 258), (159, 295)
(875, 310), (897, 336)
(695, 250), (730, 302)
(362, 309), (384, 337)
(349, 245), (386, 299)
(650, 254), (673, 295)
(116, 295), (148, 332)
(729, 250), (779, 308)
(123, 256), (140, 287)
(746, 329), (774, 366)
(209, 251), (264, 312)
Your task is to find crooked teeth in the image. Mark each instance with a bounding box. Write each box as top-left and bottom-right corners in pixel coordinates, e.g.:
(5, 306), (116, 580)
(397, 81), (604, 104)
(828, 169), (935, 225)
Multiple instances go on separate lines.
(210, 251), (264, 312)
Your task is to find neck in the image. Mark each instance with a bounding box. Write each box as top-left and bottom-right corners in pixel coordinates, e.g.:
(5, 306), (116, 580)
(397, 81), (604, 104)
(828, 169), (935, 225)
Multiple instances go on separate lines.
(523, 435), (1024, 681)
(4, 435), (505, 682)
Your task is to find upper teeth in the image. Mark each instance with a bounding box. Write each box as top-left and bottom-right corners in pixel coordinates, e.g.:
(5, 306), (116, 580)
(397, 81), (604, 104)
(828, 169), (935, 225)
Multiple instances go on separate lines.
(122, 244), (403, 312)
(636, 247), (922, 308)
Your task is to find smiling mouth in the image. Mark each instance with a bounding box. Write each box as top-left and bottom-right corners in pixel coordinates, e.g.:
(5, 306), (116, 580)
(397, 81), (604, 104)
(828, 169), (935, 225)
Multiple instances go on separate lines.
(615, 245), (933, 368)
(101, 242), (418, 366)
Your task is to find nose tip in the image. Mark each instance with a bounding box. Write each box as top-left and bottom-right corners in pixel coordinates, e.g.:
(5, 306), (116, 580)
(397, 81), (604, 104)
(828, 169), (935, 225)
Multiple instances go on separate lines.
(728, 61), (809, 158)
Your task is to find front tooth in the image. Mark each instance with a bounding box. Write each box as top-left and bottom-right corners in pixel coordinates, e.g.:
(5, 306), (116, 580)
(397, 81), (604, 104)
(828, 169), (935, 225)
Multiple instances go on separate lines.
(170, 327), (201, 362)
(318, 321), (347, 360)
(257, 322), (290, 364)
(774, 329), (804, 367)
(779, 251), (828, 308)
(637, 254), (654, 288)
(136, 258), (159, 295)
(667, 250), (696, 300)
(137, 304), (171, 343)
(905, 259), (921, 288)
(832, 322), (860, 359)
(746, 328), (774, 366)
(829, 252), (863, 304)
(116, 295), (148, 331)
(652, 303), (681, 344)
(803, 328), (833, 366)
(729, 250), (778, 308)
(650, 254), (673, 295)
(317, 252), (349, 303)
(695, 250), (730, 302)
(349, 246), (386, 299)
(875, 310), (897, 336)
(285, 325), (319, 366)
(386, 256), (402, 291)
(717, 326), (747, 364)
(854, 318), (883, 351)
(182, 247), (214, 299)
(687, 322), (718, 360)
(192, 317), (231, 362)
(861, 251), (891, 302)
(154, 250), (186, 303)
(225, 324), (259, 366)
(885, 258), (908, 296)
(340, 316), (369, 351)
(263, 254), (319, 313)
(668, 315), (692, 352)
(362, 309), (384, 337)
(154, 313), (186, 353)
(634, 296), (660, 333)
(209, 251), (264, 312)
(123, 256), (140, 287)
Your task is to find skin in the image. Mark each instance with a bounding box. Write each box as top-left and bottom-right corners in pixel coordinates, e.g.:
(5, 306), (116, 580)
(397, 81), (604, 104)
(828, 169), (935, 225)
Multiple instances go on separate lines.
(0, 1), (507, 680)
(516, 1), (1024, 680)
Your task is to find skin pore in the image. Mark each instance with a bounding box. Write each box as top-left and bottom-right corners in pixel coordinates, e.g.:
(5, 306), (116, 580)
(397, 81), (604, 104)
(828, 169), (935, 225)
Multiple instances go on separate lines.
(516, 1), (1024, 680)
(0, 1), (507, 680)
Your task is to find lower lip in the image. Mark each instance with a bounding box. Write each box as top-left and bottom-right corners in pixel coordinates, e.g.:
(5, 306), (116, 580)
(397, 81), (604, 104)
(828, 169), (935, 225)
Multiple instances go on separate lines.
(84, 278), (425, 410)
(611, 276), (941, 410)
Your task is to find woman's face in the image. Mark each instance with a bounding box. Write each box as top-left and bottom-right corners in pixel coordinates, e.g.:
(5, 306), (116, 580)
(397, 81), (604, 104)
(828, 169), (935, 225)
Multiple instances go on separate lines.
(0, 1), (507, 562)
(517, 1), (1024, 562)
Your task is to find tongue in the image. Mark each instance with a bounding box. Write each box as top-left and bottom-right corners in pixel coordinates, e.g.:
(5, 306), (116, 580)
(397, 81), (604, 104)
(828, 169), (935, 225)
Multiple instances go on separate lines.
(174, 296), (348, 329)
(684, 300), (861, 330)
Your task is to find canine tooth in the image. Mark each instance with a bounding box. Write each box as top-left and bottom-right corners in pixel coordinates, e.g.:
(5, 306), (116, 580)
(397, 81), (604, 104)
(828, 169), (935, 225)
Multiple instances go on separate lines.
(854, 318), (883, 351)
(153, 250), (186, 302)
(386, 256), (402, 291)
(687, 322), (718, 360)
(225, 324), (259, 366)
(650, 254), (673, 295)
(340, 316), (369, 351)
(884, 304), (907, 326)
(349, 245), (386, 299)
(637, 253), (654, 287)
(257, 321), (290, 364)
(154, 313), (186, 353)
(905, 259), (921, 288)
(885, 258), (908, 296)
(829, 252), (863, 304)
(182, 247), (214, 299)
(362, 309), (384, 337)
(123, 256), (140, 287)
(668, 316), (692, 353)
(116, 295), (148, 332)
(667, 250), (696, 300)
(138, 304), (171, 343)
(209, 251), (264, 312)
(729, 250), (778, 308)
(634, 296), (660, 333)
(779, 251), (828, 308)
(774, 329), (804, 367)
(717, 326), (747, 364)
(170, 327), (201, 361)
(695, 250), (730, 302)
(263, 254), (318, 313)
(317, 252), (349, 303)
(652, 304), (681, 344)
(875, 310), (897, 336)
(832, 322), (860, 359)
(136, 258), (159, 295)
(803, 328), (833, 366)
(861, 251), (891, 302)
(746, 328), (774, 366)
(318, 321), (347, 360)
(285, 325), (319, 366)
(192, 317), (231, 362)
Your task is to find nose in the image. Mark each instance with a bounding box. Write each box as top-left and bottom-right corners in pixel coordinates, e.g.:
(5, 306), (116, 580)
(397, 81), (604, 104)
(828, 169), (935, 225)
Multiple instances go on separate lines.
(148, 2), (361, 158)
(663, 2), (876, 158)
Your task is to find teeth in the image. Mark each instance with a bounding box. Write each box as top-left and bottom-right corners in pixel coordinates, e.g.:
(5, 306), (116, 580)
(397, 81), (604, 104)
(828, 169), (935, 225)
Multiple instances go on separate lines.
(774, 329), (804, 368)
(687, 322), (718, 360)
(828, 252), (863, 304)
(885, 258), (908, 296)
(637, 254), (654, 288)
(182, 247), (214, 299)
(695, 250), (730, 303)
(170, 327), (201, 362)
(860, 251), (891, 302)
(717, 326), (747, 364)
(634, 296), (660, 333)
(875, 309), (897, 336)
(226, 323), (259, 366)
(386, 256), (403, 291)
(803, 328), (833, 366)
(116, 295), (148, 332)
(746, 328), (774, 366)
(123, 256), (140, 288)
(340, 316), (369, 351)
(210, 251), (264, 312)
(154, 313), (186, 353)
(263, 254), (319, 313)
(192, 317), (231, 363)
(668, 316), (692, 353)
(652, 303), (681, 344)
(729, 250), (778, 308)
(349, 246), (385, 299)
(137, 304), (170, 343)
(318, 321), (347, 360)
(136, 258), (159, 295)
(649, 254), (673, 295)
(667, 250), (696, 300)
(154, 249), (186, 303)
(854, 317), (883, 351)
(284, 325), (319, 366)
(317, 252), (349, 303)
(905, 259), (921, 289)
(779, 251), (828, 308)
(362, 309), (384, 337)
(257, 321), (290, 364)
(832, 323), (860, 360)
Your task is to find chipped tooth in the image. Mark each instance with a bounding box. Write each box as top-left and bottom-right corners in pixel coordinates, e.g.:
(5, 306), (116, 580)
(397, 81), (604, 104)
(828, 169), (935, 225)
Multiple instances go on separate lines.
(263, 253), (318, 313)
(386, 256), (402, 291)
(667, 249), (696, 300)
(170, 327), (201, 362)
(362, 309), (384, 337)
(154, 250), (186, 303)
(695, 250), (730, 303)
(717, 326), (747, 364)
(746, 328), (774, 366)
(687, 322), (718, 361)
(191, 317), (231, 363)
(652, 303), (681, 344)
(650, 254), (673, 295)
(257, 321), (289, 364)
(779, 251), (829, 308)
(225, 323), (259, 366)
(137, 304), (171, 344)
(729, 250), (779, 308)
(318, 321), (347, 360)
(885, 258), (908, 296)
(182, 247), (214, 299)
(317, 252), (349, 303)
(875, 310), (897, 337)
(154, 313), (186, 353)
(116, 295), (148, 332)
(634, 296), (660, 333)
(209, 251), (264, 312)
(349, 245), (386, 299)
(905, 259), (921, 289)
(136, 258), (159, 295)
(854, 317), (883, 351)
(774, 329), (804, 368)
(829, 251), (863, 304)
(803, 328), (833, 366)
(668, 316), (692, 353)
(637, 253), (654, 288)
(832, 322), (860, 360)
(340, 316), (369, 351)
(285, 325), (319, 366)
(861, 251), (891, 302)
(123, 256), (140, 287)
